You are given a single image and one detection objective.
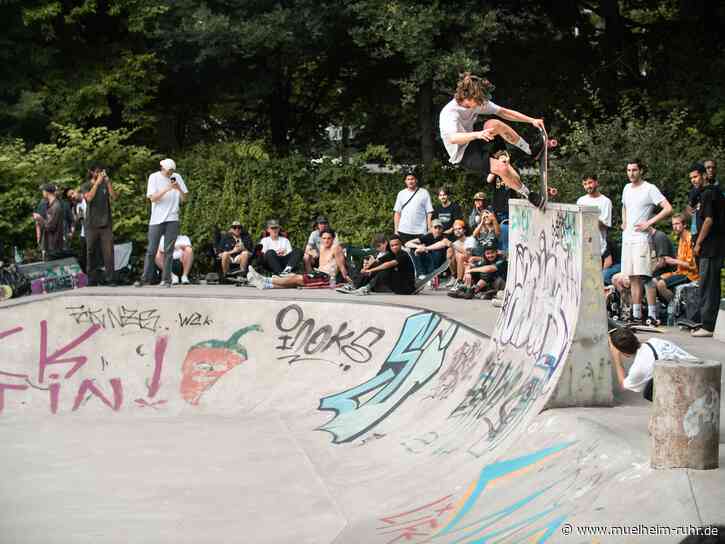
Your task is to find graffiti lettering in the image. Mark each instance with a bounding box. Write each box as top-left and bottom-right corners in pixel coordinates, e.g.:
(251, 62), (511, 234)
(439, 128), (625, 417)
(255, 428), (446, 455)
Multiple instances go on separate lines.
(177, 312), (213, 327)
(318, 311), (458, 444)
(66, 304), (161, 332)
(426, 340), (482, 400)
(275, 304), (385, 366)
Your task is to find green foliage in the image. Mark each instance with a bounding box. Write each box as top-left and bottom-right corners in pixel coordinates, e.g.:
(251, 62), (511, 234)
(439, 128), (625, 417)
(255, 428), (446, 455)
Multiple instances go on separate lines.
(0, 125), (157, 252)
(551, 94), (724, 236)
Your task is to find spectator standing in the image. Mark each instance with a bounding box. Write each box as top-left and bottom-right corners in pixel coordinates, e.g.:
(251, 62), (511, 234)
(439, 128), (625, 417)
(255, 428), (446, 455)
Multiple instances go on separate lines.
(219, 221), (254, 279)
(576, 175), (612, 257)
(393, 172), (433, 243)
(81, 166), (118, 286)
(156, 234), (193, 285)
(32, 184), (64, 260)
(33, 187), (48, 253)
(433, 186), (463, 240)
(135, 159), (189, 287)
(691, 163), (725, 337)
(655, 214), (698, 303)
(685, 162), (706, 237)
(620, 159), (672, 324)
(704, 159), (719, 186)
(260, 219), (302, 275)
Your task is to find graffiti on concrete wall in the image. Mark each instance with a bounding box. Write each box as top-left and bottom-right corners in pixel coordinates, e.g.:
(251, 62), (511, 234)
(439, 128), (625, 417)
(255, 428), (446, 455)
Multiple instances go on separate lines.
(275, 304), (385, 369)
(0, 322), (172, 414)
(318, 311), (458, 444)
(180, 325), (261, 405)
(65, 304), (162, 332)
(376, 442), (582, 543)
(425, 340), (482, 401)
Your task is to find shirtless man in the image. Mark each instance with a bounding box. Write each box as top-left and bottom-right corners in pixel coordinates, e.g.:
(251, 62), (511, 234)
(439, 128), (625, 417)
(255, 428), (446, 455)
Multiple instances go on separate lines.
(247, 229), (351, 289)
(439, 72), (556, 208)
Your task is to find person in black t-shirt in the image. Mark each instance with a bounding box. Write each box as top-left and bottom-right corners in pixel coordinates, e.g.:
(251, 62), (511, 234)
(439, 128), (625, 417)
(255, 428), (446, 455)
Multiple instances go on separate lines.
(80, 165), (118, 285)
(218, 221), (254, 278)
(405, 219), (447, 276)
(433, 186), (463, 241)
(353, 236), (416, 295)
(690, 163), (725, 336)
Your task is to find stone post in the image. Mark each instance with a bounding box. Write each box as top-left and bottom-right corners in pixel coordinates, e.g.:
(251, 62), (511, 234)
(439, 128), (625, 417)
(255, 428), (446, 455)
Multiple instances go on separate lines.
(650, 360), (721, 470)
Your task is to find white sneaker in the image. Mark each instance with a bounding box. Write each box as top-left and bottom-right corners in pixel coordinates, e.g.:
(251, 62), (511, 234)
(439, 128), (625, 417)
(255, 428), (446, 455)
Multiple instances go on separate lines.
(171, 273), (179, 285)
(353, 286), (371, 296)
(159, 280), (171, 288)
(181, 275), (190, 285)
(444, 277), (458, 289)
(448, 280), (461, 292)
(246, 267), (265, 290)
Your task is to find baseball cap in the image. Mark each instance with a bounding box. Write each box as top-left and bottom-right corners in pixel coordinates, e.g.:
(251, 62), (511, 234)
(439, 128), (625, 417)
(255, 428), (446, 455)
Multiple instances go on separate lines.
(315, 215), (329, 224)
(431, 219), (443, 228)
(483, 240), (498, 251)
(266, 219), (281, 228)
(231, 221), (242, 228)
(473, 192), (486, 201)
(160, 158), (176, 171)
(453, 219), (466, 229)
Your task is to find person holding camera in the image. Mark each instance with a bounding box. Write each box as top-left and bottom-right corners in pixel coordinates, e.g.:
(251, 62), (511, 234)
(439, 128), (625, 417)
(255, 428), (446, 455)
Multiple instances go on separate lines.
(81, 165), (118, 285)
(135, 158), (189, 288)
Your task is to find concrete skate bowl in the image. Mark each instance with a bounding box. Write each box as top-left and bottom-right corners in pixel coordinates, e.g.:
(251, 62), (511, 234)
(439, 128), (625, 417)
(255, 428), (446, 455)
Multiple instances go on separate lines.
(1, 203), (623, 544)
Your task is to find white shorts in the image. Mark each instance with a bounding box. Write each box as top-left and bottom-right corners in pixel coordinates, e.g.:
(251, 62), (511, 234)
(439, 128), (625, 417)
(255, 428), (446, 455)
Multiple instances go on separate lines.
(231, 253), (247, 264)
(621, 240), (652, 277)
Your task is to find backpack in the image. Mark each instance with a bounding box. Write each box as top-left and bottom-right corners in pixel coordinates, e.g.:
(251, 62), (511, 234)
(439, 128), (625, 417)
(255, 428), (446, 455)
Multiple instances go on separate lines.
(0, 264), (31, 298)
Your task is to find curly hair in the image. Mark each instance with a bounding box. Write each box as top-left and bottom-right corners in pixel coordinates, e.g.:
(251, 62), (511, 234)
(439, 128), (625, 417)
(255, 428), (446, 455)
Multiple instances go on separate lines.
(454, 72), (494, 104)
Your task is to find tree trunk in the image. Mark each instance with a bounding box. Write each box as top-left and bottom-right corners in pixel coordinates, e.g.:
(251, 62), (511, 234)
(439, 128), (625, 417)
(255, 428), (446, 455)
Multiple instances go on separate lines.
(269, 77), (291, 156)
(650, 359), (721, 470)
(418, 79), (434, 169)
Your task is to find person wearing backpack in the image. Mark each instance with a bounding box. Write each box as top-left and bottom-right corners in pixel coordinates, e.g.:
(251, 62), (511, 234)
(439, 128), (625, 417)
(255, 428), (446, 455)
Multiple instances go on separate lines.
(608, 327), (695, 401)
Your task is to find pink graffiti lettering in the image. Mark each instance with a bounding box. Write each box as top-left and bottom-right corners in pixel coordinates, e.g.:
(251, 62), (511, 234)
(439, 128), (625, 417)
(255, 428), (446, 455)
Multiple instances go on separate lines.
(72, 378), (123, 411)
(38, 321), (102, 383)
(0, 326), (23, 340)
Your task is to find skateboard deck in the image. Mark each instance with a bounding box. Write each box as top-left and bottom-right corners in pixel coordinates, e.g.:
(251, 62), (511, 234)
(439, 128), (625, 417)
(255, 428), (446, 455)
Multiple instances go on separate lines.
(676, 318), (702, 331)
(538, 127), (548, 209)
(609, 318), (664, 334)
(413, 260), (450, 294)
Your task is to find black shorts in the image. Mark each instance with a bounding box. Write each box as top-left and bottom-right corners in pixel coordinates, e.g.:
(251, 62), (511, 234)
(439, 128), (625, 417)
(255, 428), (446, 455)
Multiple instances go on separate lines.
(663, 274), (690, 289)
(459, 137), (507, 177)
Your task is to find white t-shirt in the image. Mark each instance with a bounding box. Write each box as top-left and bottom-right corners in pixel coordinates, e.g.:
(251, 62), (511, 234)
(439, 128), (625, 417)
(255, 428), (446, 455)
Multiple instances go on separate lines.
(621, 181), (665, 244)
(146, 171), (189, 225)
(260, 236), (292, 255)
(158, 235), (191, 260)
(439, 98), (501, 164)
(577, 193), (613, 255)
(623, 338), (695, 393)
(394, 187), (434, 235)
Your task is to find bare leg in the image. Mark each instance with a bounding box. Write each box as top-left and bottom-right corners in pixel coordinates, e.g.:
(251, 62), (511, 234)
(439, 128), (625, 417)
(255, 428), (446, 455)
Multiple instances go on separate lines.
(657, 279), (673, 302)
(181, 248), (193, 276)
(490, 157), (524, 193)
(271, 274), (304, 288)
(154, 251), (165, 274)
(221, 252), (230, 275)
(239, 250), (250, 273)
(483, 119), (525, 148)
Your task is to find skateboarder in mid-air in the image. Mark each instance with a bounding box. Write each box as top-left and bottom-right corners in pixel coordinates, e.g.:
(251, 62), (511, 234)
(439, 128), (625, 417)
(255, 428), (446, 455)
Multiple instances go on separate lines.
(439, 72), (556, 208)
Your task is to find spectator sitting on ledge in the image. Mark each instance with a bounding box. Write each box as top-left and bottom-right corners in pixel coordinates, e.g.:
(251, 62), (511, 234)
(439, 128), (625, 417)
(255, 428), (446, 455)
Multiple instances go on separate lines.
(259, 219), (302, 275)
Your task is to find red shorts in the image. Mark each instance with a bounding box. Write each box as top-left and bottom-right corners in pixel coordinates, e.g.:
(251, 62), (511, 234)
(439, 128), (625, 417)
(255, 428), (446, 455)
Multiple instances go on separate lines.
(302, 272), (330, 288)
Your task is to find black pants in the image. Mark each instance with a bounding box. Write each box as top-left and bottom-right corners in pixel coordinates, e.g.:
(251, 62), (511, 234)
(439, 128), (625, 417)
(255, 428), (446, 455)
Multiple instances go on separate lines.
(86, 225), (115, 283)
(697, 256), (724, 331)
(263, 249), (302, 274)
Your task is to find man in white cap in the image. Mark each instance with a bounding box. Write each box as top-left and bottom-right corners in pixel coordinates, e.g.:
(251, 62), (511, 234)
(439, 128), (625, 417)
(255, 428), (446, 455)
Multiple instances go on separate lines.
(135, 158), (189, 287)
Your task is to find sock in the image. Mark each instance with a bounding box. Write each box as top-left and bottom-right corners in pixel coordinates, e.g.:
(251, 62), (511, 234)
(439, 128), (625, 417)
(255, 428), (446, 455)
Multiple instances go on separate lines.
(517, 184), (530, 197)
(648, 305), (658, 320)
(632, 304), (642, 319)
(513, 137), (531, 155)
(262, 278), (273, 289)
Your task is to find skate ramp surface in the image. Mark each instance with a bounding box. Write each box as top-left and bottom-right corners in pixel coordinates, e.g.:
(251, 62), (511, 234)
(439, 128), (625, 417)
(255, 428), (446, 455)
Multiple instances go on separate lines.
(0, 203), (627, 543)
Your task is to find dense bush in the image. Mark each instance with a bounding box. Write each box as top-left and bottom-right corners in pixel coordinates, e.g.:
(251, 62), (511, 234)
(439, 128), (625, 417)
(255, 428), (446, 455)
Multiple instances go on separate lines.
(2, 100), (723, 278)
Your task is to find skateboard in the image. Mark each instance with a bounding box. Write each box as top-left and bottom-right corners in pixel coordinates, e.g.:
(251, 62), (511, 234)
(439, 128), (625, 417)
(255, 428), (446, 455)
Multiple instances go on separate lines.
(537, 127), (549, 210)
(609, 318), (664, 334)
(413, 260), (450, 294)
